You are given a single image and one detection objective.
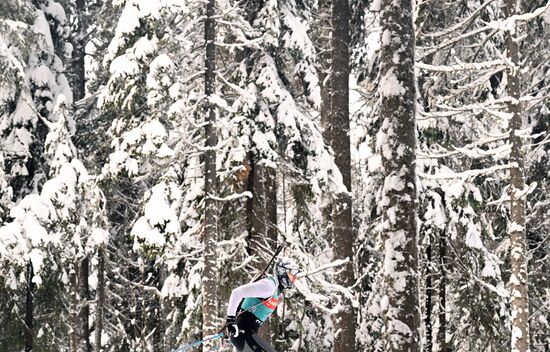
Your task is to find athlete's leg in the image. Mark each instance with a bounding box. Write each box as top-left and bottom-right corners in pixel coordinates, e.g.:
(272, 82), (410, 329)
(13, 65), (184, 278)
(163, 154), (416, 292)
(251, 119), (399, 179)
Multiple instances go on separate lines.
(229, 334), (246, 351)
(241, 334), (277, 352)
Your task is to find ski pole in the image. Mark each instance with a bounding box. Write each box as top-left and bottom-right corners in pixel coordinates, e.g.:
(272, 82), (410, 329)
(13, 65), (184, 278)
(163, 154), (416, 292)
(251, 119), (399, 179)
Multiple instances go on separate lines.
(170, 333), (225, 352)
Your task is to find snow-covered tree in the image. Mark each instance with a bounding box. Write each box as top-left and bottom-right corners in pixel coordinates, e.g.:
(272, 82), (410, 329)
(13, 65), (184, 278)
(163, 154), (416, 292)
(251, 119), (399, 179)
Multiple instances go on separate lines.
(377, 0), (421, 350)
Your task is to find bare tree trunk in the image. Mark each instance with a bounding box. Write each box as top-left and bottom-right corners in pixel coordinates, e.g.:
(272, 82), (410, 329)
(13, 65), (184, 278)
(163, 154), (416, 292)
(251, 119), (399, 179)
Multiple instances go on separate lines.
(331, 0), (356, 351)
(25, 263), (34, 352)
(437, 227), (448, 352)
(379, 0), (421, 350)
(202, 0), (218, 348)
(426, 240), (433, 352)
(95, 248), (105, 352)
(506, 1), (529, 351)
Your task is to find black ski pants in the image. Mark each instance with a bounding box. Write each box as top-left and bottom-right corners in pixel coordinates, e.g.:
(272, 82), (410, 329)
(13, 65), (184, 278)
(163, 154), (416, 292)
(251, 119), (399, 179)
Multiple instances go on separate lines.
(229, 311), (278, 352)
(229, 332), (277, 352)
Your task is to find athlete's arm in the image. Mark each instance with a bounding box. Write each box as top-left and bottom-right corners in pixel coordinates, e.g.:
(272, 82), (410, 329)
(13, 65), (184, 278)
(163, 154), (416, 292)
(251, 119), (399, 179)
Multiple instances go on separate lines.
(227, 278), (277, 316)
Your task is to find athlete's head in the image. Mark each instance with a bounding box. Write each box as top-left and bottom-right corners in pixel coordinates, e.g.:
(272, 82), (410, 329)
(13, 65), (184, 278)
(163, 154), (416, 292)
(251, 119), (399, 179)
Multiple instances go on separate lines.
(274, 257), (299, 289)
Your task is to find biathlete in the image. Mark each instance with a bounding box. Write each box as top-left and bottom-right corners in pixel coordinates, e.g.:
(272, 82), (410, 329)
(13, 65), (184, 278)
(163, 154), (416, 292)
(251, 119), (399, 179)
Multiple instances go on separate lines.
(225, 257), (300, 352)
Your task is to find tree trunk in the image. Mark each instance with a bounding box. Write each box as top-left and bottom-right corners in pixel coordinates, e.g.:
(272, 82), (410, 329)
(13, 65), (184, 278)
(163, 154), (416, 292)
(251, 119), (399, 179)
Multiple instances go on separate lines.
(73, 0), (86, 102)
(314, 0), (334, 248)
(95, 248), (105, 352)
(314, 0), (332, 140)
(246, 157), (278, 259)
(506, 1), (529, 351)
(426, 240), (433, 352)
(202, 0), (218, 348)
(331, 0), (356, 351)
(70, 266), (78, 352)
(72, 1), (91, 349)
(25, 263), (34, 352)
(79, 256), (91, 352)
(437, 227), (448, 352)
(379, 0), (421, 350)
(246, 158), (278, 347)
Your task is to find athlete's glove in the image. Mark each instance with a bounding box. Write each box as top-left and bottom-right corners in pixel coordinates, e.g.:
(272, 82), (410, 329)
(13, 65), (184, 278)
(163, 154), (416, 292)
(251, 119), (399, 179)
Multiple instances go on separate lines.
(226, 316), (239, 337)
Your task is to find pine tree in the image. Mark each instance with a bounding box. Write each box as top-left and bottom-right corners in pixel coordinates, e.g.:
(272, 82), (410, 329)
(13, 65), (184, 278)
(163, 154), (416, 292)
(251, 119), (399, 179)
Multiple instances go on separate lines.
(0, 1), (79, 350)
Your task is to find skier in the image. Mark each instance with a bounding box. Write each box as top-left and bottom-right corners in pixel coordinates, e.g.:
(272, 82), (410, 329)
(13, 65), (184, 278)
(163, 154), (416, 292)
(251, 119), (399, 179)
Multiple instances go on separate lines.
(226, 257), (300, 352)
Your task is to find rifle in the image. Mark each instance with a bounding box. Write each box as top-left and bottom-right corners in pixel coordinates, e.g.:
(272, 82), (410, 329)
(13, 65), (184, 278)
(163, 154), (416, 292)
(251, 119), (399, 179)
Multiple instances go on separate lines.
(251, 245), (284, 282)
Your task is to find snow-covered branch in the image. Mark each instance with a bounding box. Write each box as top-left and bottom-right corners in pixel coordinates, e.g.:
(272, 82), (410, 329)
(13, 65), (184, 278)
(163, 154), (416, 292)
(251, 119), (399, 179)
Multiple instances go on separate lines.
(417, 142), (511, 160)
(297, 258), (350, 278)
(421, 0), (495, 38)
(418, 26), (493, 59)
(416, 58), (506, 72)
(206, 191), (252, 202)
(418, 163), (514, 180)
(487, 2), (550, 33)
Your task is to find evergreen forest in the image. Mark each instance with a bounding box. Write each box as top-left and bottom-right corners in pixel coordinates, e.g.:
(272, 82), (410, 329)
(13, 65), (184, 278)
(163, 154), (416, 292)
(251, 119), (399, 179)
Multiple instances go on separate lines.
(0, 0), (549, 351)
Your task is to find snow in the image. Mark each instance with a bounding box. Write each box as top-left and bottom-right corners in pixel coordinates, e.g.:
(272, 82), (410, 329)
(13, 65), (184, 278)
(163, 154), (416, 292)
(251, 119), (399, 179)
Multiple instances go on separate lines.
(29, 248), (45, 275)
(383, 230), (408, 292)
(161, 273), (188, 298)
(89, 228), (109, 248)
(382, 29), (392, 46)
(109, 55), (140, 78)
(281, 6), (315, 59)
(383, 172), (406, 192)
(116, 4), (141, 35)
(252, 131), (274, 160)
(106, 150), (131, 175)
(465, 221), (482, 249)
(376, 118), (394, 160)
(379, 68), (406, 97)
(144, 184), (178, 228)
(133, 37), (157, 59)
(131, 182), (179, 250)
(12, 194), (55, 223)
(45, 1), (67, 23)
(31, 65), (55, 87)
(33, 11), (54, 53)
(508, 222), (524, 233)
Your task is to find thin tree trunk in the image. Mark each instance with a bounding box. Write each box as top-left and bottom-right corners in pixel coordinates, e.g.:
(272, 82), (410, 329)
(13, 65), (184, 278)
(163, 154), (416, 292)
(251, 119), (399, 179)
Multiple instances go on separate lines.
(79, 256), (91, 352)
(331, 0), (355, 351)
(426, 240), (433, 352)
(379, 0), (421, 350)
(437, 227), (448, 352)
(70, 266), (78, 352)
(202, 0), (218, 348)
(72, 1), (91, 349)
(95, 248), (105, 352)
(506, 1), (529, 351)
(73, 0), (86, 102)
(25, 263), (34, 352)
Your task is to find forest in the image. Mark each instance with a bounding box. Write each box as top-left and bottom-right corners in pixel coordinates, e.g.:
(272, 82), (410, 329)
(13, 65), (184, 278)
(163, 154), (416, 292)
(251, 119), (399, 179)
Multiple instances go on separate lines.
(0, 0), (549, 351)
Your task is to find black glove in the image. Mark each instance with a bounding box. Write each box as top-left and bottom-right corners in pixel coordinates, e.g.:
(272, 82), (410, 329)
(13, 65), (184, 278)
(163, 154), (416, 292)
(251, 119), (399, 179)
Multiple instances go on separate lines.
(226, 316), (239, 337)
